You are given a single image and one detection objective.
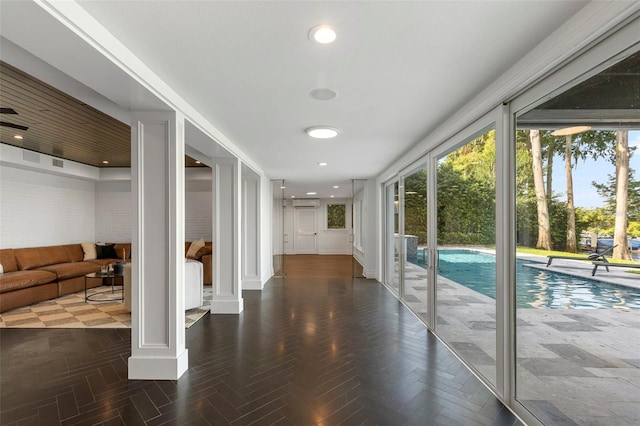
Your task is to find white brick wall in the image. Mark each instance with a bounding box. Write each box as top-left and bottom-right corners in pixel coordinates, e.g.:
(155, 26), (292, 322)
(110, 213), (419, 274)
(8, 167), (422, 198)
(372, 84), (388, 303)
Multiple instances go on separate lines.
(0, 165), (213, 248)
(185, 180), (212, 241)
(0, 166), (96, 248)
(95, 180), (132, 243)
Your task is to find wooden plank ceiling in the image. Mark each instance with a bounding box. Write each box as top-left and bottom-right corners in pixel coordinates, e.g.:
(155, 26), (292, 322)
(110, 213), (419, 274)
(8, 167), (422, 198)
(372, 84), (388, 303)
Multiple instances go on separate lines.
(0, 62), (204, 168)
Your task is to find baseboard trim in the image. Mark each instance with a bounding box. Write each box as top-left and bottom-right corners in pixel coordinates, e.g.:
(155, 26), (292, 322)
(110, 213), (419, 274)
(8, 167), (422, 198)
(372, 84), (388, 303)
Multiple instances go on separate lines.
(243, 278), (263, 290)
(128, 349), (188, 380)
(210, 298), (244, 314)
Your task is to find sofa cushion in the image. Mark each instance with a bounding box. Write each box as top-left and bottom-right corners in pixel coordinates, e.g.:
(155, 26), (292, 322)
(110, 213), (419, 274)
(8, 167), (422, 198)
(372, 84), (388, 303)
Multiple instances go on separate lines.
(0, 270), (57, 292)
(81, 242), (97, 260)
(0, 249), (18, 273)
(96, 243), (118, 259)
(63, 244), (85, 263)
(37, 262), (100, 280)
(192, 246), (212, 260)
(14, 246), (71, 270)
(186, 239), (205, 259)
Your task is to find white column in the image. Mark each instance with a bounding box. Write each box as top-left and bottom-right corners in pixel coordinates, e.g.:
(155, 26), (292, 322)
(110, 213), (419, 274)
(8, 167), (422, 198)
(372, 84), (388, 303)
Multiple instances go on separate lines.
(211, 157), (244, 313)
(128, 111), (187, 380)
(242, 173), (262, 290)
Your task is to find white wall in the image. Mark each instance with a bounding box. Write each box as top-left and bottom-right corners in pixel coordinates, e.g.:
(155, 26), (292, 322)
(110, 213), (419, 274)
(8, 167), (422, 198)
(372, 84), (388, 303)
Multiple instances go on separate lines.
(185, 178), (212, 242)
(96, 170), (212, 243)
(0, 165), (96, 248)
(0, 156), (214, 248)
(95, 180), (132, 242)
(284, 198), (352, 255)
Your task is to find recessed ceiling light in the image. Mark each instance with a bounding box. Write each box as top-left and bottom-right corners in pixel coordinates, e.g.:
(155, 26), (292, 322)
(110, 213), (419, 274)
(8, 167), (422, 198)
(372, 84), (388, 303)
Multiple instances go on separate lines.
(330, 195), (335, 198)
(291, 195), (296, 198)
(306, 192), (317, 195)
(194, 160), (201, 164)
(102, 160), (109, 164)
(310, 88), (338, 101)
(551, 125), (592, 136)
(318, 162), (328, 167)
(332, 185), (339, 189)
(13, 135), (23, 140)
(308, 25), (336, 44)
(306, 126), (339, 139)
(280, 186), (286, 189)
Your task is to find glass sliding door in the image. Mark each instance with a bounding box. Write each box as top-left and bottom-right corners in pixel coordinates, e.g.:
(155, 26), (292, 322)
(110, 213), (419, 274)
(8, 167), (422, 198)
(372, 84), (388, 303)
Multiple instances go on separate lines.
(435, 127), (497, 386)
(401, 167), (428, 321)
(514, 51), (640, 425)
(384, 181), (401, 294)
(352, 179), (366, 278)
(272, 179), (285, 277)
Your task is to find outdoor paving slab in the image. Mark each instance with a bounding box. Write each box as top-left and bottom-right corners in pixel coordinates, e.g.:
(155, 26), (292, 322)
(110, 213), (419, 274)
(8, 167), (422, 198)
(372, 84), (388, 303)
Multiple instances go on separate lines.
(468, 321), (495, 331)
(457, 295), (488, 304)
(403, 295), (420, 303)
(519, 400), (578, 426)
(449, 342), (495, 366)
(622, 358), (640, 368)
(518, 357), (595, 377)
(541, 344), (616, 368)
(605, 401), (640, 425)
(559, 312), (614, 327)
(542, 321), (602, 332)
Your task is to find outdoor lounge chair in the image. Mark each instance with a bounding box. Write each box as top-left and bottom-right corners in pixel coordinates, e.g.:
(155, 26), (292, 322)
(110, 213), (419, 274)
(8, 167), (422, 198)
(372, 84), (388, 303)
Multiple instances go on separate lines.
(546, 244), (617, 267)
(591, 260), (640, 276)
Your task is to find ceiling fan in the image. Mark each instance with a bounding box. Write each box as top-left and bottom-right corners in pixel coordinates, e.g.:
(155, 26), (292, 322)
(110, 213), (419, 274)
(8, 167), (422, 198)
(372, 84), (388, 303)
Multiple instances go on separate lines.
(0, 107), (29, 131)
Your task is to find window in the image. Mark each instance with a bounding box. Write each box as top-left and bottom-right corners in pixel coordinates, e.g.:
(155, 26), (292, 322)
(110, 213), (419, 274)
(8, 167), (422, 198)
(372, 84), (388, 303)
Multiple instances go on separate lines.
(327, 204), (346, 229)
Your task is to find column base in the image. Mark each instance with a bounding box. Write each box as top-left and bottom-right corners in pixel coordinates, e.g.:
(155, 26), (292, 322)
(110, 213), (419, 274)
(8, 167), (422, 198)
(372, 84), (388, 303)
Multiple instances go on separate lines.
(211, 298), (244, 314)
(242, 278), (263, 290)
(128, 349), (188, 380)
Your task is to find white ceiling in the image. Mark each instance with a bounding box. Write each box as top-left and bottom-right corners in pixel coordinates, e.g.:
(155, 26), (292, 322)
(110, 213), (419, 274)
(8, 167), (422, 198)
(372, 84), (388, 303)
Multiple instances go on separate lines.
(0, 1), (589, 199)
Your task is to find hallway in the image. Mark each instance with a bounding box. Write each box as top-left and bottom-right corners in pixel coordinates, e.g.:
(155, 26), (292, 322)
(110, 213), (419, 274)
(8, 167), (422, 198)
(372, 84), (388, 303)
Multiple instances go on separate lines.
(1, 273), (521, 425)
(284, 255), (361, 278)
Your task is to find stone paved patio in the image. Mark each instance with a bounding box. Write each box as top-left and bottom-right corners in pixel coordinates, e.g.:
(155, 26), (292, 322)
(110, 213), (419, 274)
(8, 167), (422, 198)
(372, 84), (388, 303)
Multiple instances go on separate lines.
(398, 252), (640, 426)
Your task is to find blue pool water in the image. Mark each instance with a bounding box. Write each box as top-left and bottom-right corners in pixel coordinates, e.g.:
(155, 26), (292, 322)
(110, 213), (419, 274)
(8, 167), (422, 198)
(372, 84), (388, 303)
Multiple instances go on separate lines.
(413, 249), (640, 309)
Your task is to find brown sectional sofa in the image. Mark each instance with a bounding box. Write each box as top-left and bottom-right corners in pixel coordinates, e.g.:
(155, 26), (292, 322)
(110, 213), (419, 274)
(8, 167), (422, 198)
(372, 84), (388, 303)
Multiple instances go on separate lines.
(0, 242), (212, 313)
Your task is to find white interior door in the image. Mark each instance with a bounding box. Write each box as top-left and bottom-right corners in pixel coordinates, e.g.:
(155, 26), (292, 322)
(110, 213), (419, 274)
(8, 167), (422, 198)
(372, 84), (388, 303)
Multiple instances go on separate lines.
(295, 208), (317, 254)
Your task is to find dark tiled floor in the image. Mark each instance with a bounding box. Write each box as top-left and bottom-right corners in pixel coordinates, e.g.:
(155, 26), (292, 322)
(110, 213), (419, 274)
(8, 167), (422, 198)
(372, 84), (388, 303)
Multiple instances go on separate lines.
(1, 276), (522, 425)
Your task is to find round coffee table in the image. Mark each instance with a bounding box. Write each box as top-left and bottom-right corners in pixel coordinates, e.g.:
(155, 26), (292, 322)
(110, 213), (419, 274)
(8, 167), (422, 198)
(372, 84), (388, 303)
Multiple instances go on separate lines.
(84, 271), (124, 302)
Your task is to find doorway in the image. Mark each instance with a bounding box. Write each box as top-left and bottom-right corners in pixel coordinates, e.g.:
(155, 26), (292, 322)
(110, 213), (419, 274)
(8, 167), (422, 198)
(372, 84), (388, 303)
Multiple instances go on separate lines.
(294, 207), (317, 254)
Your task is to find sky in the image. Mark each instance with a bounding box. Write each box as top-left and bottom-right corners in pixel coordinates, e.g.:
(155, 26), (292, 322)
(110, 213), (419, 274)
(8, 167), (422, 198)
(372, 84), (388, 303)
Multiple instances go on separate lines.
(551, 130), (640, 209)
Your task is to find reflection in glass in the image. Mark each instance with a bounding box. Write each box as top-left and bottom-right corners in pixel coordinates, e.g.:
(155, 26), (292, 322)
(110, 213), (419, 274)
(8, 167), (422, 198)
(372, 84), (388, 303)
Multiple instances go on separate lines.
(385, 182), (400, 294)
(272, 179), (285, 277)
(352, 179), (366, 278)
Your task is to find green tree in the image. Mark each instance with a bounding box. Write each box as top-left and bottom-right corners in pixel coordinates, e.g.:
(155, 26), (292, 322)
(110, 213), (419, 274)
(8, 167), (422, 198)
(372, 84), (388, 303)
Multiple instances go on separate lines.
(437, 131), (496, 246)
(404, 169), (427, 243)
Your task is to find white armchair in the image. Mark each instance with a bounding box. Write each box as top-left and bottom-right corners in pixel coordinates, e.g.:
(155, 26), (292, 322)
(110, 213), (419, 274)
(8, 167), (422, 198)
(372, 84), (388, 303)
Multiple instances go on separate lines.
(123, 259), (204, 312)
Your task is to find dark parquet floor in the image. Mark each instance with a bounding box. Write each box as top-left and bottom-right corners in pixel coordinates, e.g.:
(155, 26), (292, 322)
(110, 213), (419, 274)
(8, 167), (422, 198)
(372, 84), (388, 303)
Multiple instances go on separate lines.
(1, 273), (522, 425)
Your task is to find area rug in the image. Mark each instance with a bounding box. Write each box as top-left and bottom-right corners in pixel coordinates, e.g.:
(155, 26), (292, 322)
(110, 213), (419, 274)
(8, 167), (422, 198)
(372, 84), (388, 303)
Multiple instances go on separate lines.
(0, 286), (212, 329)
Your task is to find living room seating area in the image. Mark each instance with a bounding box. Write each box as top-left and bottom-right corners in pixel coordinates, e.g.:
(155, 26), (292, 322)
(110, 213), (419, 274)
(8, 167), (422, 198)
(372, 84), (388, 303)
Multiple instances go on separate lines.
(0, 241), (212, 313)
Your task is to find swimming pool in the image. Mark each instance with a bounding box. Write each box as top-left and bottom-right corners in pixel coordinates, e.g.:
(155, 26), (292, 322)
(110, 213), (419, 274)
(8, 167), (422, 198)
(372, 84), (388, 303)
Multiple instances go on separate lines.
(413, 249), (640, 309)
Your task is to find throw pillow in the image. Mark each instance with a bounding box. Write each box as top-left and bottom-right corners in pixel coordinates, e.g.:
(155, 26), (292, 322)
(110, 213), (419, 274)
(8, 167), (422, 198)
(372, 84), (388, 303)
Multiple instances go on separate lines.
(96, 243), (118, 259)
(186, 239), (205, 259)
(81, 242), (97, 260)
(193, 246), (212, 260)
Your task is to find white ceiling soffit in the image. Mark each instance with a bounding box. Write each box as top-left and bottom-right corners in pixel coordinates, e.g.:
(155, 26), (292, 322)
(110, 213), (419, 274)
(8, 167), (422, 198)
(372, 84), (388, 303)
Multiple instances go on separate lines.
(1, 1), (593, 198)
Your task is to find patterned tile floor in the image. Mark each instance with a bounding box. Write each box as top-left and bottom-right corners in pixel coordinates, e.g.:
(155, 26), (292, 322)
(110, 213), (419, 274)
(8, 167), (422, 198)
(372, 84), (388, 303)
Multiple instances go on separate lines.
(398, 254), (640, 425)
(0, 286), (211, 329)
